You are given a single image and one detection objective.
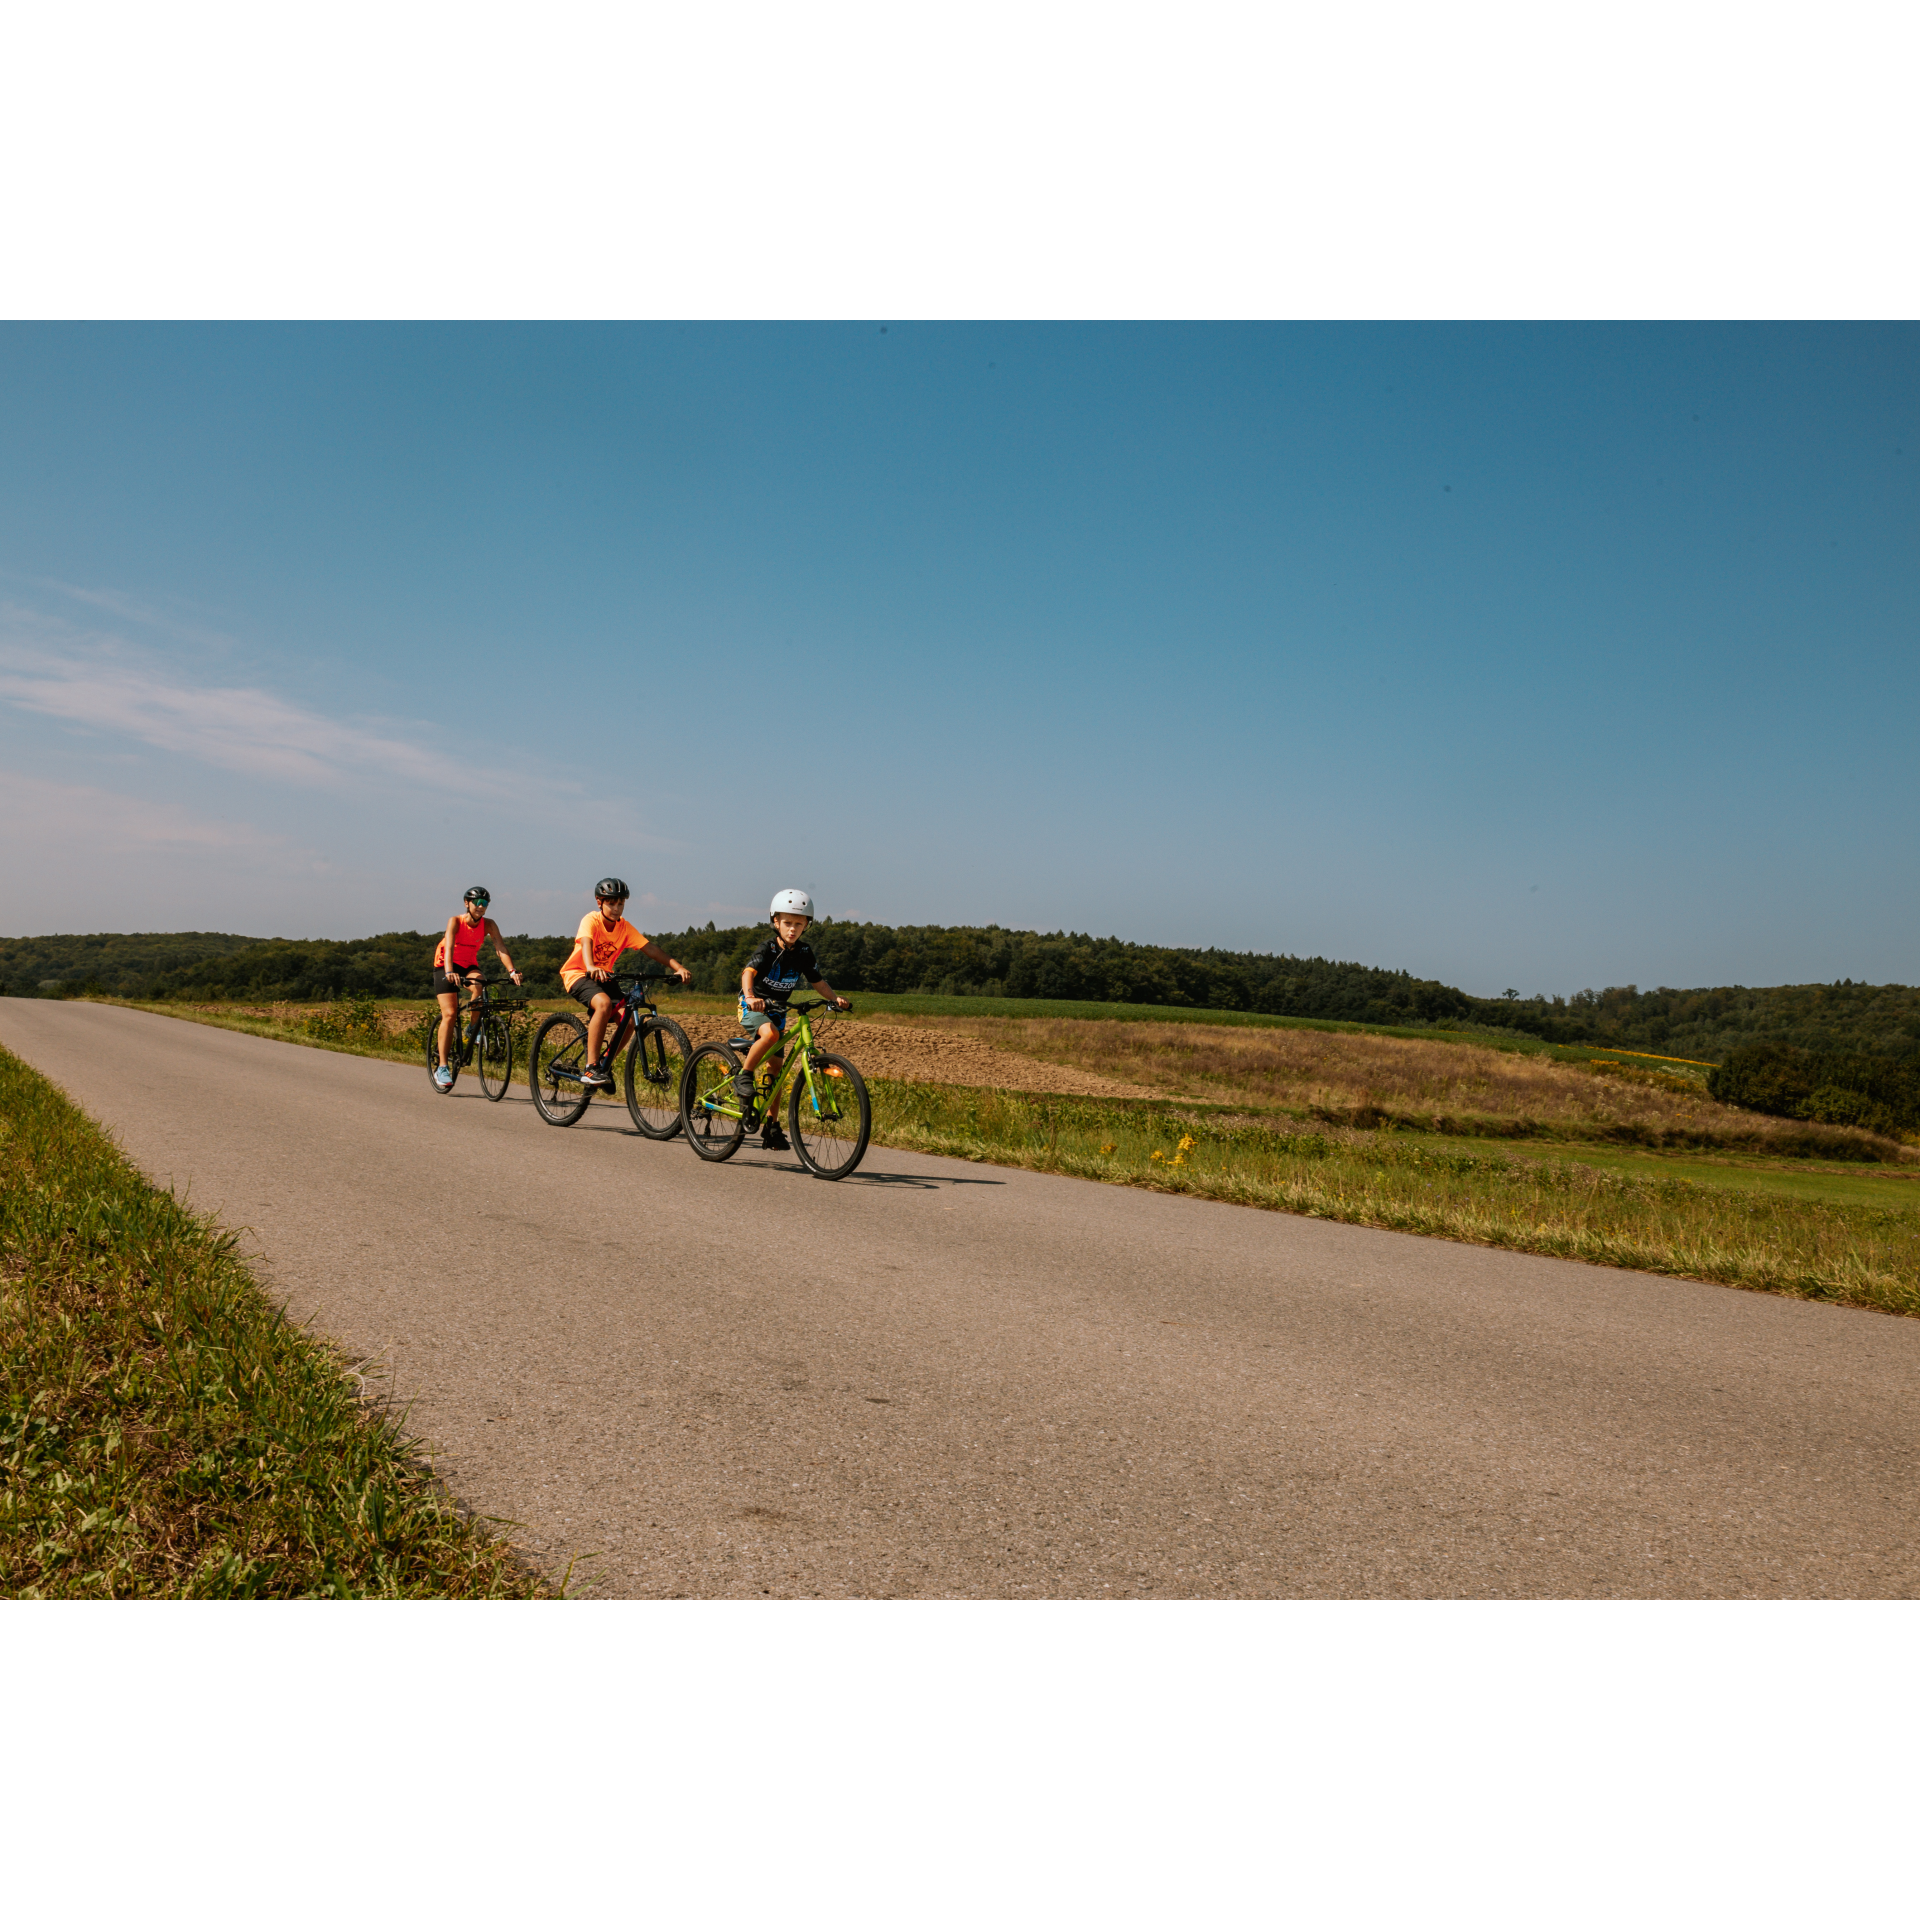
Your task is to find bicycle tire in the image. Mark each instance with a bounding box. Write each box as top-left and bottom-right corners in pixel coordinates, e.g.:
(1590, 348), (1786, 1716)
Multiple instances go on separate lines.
(425, 1018), (458, 1093)
(529, 1011), (593, 1126)
(680, 1043), (748, 1161)
(789, 1052), (870, 1179)
(477, 1013), (514, 1102)
(625, 1015), (690, 1139)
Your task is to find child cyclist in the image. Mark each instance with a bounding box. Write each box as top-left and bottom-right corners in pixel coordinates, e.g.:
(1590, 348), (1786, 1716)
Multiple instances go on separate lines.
(433, 886), (523, 1089)
(562, 878), (693, 1088)
(736, 888), (850, 1151)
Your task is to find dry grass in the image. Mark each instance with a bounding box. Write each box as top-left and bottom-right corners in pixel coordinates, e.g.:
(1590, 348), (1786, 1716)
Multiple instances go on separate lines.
(870, 1082), (1920, 1317)
(905, 1017), (1912, 1160)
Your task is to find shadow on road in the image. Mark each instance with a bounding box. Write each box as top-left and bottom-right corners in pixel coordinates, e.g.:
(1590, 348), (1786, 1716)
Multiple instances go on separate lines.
(734, 1159), (1006, 1190)
(504, 1108), (1008, 1189)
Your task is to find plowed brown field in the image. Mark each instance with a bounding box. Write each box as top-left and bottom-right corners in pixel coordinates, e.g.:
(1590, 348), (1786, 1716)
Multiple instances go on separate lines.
(202, 1002), (1158, 1100)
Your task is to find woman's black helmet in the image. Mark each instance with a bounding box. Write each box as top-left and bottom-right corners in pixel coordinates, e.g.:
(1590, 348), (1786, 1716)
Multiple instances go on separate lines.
(594, 877), (629, 901)
(463, 886), (491, 908)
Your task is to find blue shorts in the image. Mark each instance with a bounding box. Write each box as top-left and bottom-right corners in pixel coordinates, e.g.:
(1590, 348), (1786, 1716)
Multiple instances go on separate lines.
(740, 999), (787, 1037)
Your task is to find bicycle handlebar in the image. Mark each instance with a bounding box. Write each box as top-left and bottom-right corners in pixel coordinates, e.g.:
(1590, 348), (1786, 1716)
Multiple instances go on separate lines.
(611, 968), (681, 997)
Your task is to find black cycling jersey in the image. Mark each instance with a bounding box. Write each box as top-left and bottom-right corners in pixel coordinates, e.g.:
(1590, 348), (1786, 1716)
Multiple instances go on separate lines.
(744, 937), (823, 1004)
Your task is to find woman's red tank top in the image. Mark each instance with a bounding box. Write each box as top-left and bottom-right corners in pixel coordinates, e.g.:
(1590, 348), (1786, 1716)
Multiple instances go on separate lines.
(436, 917), (486, 970)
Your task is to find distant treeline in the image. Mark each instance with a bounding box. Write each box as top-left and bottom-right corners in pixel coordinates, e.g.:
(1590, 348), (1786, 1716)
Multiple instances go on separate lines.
(1708, 1043), (1920, 1138)
(4, 927), (1917, 1065)
(1471, 979), (1920, 1062)
(0, 925), (1471, 1026)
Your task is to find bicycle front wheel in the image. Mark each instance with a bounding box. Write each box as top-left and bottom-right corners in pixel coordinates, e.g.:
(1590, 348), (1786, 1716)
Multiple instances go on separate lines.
(625, 1016), (690, 1139)
(530, 1012), (592, 1126)
(790, 1053), (870, 1179)
(425, 1019), (457, 1092)
(680, 1044), (748, 1161)
(477, 1013), (515, 1102)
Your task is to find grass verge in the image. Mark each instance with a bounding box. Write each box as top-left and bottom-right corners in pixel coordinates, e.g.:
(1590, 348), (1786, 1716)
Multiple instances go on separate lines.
(1482, 1139), (1920, 1214)
(0, 1044), (546, 1597)
(868, 1081), (1920, 1318)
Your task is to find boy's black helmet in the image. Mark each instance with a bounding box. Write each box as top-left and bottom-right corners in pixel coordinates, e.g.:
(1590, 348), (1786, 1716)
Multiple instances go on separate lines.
(463, 886), (490, 907)
(594, 877), (629, 901)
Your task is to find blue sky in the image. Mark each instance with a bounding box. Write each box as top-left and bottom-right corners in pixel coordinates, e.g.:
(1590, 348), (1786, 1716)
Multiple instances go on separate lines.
(1, 322), (1914, 997)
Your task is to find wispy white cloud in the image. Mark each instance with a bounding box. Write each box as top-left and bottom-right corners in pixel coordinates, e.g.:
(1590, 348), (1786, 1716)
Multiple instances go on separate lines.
(0, 604), (577, 807)
(0, 768), (286, 852)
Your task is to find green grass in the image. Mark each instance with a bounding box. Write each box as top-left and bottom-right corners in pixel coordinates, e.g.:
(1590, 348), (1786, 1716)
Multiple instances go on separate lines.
(0, 1044), (547, 1597)
(866, 1080), (1920, 1318)
(119, 994), (435, 1068)
(1488, 1139), (1920, 1213)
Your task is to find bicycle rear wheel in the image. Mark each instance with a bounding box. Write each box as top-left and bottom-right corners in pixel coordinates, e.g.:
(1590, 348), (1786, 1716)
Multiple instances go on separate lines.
(530, 1012), (592, 1126)
(425, 1018), (457, 1092)
(625, 1016), (690, 1139)
(681, 1044), (748, 1161)
(477, 1013), (514, 1102)
(789, 1052), (870, 1179)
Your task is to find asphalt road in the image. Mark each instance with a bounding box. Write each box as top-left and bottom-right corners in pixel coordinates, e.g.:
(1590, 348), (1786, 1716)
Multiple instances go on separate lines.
(4, 999), (1916, 1597)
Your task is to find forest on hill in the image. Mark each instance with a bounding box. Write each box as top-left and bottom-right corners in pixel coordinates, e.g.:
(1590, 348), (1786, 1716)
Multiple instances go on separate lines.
(3, 925), (1916, 1065)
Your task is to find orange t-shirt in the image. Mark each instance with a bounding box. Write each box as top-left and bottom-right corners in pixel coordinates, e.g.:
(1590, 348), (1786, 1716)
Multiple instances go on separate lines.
(561, 912), (648, 989)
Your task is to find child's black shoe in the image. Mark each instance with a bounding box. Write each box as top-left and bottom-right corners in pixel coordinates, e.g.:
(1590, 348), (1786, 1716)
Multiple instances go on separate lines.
(759, 1124), (789, 1151)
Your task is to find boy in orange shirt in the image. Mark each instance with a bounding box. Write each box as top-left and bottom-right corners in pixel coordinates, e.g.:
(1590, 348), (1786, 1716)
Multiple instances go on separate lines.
(560, 878), (692, 1087)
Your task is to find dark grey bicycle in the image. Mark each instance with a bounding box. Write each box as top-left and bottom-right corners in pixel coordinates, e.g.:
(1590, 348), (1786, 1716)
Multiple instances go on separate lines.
(528, 969), (692, 1137)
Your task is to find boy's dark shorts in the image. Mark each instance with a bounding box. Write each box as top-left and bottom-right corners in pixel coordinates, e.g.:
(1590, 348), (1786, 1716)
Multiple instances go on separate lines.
(569, 976), (617, 1012)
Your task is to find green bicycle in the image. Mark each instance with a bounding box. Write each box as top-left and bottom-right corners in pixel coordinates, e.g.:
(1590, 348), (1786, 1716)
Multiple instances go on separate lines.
(680, 995), (871, 1179)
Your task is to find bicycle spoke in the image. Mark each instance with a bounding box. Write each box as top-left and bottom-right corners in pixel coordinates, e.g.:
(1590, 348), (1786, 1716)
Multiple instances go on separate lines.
(530, 1013), (593, 1126)
(680, 1045), (747, 1161)
(625, 1017), (690, 1140)
(477, 1012), (514, 1102)
(789, 1053), (870, 1179)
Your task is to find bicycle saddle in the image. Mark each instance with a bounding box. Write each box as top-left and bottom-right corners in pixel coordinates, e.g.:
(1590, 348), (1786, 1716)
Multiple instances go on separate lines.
(726, 1036), (753, 1053)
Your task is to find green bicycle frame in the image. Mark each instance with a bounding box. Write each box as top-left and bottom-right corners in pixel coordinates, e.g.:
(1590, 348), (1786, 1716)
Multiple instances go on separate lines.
(703, 998), (853, 1125)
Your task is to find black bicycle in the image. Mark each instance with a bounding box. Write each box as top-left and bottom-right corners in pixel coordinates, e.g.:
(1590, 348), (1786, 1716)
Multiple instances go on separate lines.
(425, 975), (522, 1103)
(529, 968), (692, 1136)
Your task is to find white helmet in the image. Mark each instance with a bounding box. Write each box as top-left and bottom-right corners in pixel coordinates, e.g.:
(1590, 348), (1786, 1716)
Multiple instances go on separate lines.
(769, 888), (814, 922)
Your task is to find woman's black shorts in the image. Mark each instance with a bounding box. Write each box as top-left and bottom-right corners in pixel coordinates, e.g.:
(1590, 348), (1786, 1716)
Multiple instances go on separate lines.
(433, 969), (473, 996)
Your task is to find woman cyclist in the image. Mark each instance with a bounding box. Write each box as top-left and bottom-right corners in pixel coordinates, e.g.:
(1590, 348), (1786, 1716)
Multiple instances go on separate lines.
(433, 887), (522, 1089)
